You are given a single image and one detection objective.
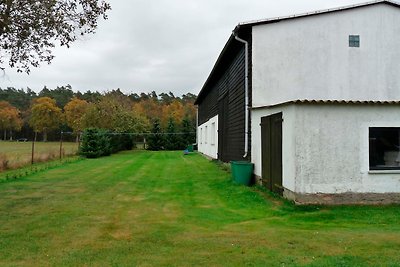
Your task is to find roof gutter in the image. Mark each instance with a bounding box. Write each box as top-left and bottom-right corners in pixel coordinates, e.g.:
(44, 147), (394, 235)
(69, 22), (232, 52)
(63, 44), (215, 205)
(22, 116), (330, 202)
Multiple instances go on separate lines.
(233, 31), (249, 159)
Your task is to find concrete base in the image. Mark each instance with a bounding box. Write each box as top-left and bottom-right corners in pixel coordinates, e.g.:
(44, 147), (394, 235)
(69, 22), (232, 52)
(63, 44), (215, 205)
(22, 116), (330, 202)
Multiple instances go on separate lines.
(254, 175), (263, 186)
(198, 152), (216, 161)
(284, 189), (400, 205)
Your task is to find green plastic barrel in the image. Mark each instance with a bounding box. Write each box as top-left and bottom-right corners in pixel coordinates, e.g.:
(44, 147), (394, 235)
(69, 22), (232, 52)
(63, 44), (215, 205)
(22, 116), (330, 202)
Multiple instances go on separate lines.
(230, 161), (254, 186)
(187, 145), (194, 152)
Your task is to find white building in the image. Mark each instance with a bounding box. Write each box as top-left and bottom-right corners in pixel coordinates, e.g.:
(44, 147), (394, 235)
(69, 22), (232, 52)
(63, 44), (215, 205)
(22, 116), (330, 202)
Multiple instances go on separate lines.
(195, 0), (400, 204)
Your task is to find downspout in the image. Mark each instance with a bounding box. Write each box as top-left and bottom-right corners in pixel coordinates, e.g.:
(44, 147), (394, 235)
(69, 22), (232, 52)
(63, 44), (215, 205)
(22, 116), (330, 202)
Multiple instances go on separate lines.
(233, 31), (249, 159)
(195, 106), (199, 145)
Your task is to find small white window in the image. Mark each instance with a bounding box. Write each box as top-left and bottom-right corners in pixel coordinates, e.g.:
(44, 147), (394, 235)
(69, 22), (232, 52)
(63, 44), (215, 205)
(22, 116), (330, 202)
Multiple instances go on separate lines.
(211, 122), (216, 145)
(205, 126), (208, 144)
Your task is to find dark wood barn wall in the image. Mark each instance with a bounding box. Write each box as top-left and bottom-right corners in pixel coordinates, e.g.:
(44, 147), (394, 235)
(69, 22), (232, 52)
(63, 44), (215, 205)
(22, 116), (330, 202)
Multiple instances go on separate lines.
(198, 32), (252, 162)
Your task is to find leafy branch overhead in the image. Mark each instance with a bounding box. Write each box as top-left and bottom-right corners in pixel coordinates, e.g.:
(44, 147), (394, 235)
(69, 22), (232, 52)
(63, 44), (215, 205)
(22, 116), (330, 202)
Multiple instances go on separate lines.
(0, 0), (111, 73)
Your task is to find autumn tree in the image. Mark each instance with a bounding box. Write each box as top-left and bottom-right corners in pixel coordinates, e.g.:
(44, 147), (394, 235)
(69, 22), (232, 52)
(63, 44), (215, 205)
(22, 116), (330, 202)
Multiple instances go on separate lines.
(82, 96), (150, 133)
(64, 98), (89, 141)
(161, 100), (185, 127)
(132, 99), (162, 122)
(0, 88), (197, 142)
(29, 97), (62, 141)
(0, 101), (22, 140)
(0, 0), (111, 73)
(82, 96), (125, 130)
(39, 85), (74, 108)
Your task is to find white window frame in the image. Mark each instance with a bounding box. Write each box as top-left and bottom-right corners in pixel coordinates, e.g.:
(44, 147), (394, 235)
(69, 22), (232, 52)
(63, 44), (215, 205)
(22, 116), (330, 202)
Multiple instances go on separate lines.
(211, 122), (216, 145)
(205, 126), (208, 144)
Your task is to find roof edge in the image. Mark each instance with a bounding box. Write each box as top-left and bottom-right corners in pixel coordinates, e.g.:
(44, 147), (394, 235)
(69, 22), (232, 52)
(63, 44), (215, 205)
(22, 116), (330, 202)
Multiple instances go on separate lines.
(237, 0), (400, 29)
(252, 99), (400, 109)
(195, 34), (235, 105)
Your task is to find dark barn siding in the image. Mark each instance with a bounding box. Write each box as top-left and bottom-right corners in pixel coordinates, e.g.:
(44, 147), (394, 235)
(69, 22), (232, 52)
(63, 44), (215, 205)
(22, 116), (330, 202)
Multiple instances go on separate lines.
(198, 85), (218, 125)
(197, 30), (252, 162)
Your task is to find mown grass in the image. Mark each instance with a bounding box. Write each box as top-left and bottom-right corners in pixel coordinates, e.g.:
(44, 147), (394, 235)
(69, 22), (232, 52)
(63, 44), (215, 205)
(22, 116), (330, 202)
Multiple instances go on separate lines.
(0, 151), (399, 266)
(0, 141), (79, 171)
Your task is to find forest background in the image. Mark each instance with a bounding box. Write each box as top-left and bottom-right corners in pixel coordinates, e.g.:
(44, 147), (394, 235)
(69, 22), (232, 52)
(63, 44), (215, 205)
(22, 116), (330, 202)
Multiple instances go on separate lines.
(0, 86), (197, 147)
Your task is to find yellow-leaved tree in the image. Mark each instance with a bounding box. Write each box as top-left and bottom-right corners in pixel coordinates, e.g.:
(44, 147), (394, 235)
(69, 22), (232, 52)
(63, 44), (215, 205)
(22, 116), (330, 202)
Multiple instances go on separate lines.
(64, 98), (89, 142)
(161, 100), (185, 127)
(0, 101), (23, 140)
(29, 97), (62, 141)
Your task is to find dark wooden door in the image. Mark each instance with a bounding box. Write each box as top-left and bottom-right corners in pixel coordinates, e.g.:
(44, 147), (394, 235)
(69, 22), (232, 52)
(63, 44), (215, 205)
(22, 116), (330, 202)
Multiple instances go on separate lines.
(218, 93), (229, 161)
(261, 113), (283, 195)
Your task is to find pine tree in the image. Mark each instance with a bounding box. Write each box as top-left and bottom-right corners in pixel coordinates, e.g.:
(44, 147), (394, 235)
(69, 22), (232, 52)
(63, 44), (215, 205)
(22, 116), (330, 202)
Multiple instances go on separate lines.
(165, 118), (181, 150)
(147, 119), (164, 151)
(181, 117), (195, 148)
(79, 128), (111, 158)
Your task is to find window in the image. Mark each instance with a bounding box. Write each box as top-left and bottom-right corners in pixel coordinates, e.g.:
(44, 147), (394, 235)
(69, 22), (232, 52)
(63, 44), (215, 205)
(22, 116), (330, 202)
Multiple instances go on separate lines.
(369, 127), (400, 170)
(200, 128), (203, 144)
(205, 126), (208, 144)
(211, 122), (216, 145)
(349, 35), (360, 47)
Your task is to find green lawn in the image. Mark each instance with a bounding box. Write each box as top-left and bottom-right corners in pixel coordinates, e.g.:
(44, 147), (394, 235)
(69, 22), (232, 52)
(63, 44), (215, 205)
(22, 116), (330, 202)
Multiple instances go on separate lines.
(0, 151), (399, 266)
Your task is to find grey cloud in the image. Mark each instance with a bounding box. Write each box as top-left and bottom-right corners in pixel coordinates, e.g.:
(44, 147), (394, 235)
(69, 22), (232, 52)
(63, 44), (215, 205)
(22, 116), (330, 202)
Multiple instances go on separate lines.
(1, 0), (365, 96)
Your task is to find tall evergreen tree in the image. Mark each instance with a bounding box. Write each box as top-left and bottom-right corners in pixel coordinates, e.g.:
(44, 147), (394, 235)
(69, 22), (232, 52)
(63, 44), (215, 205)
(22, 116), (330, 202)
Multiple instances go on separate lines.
(165, 118), (181, 150)
(181, 117), (195, 147)
(147, 119), (164, 151)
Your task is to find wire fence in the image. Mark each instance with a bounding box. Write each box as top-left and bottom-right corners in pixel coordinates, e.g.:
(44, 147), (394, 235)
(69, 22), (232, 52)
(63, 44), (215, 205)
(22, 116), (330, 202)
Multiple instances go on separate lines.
(0, 130), (197, 172)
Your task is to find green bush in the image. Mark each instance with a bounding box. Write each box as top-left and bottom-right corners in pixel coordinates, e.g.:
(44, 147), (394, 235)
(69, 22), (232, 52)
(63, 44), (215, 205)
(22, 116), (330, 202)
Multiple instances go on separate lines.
(80, 128), (135, 158)
(109, 133), (134, 153)
(79, 128), (111, 158)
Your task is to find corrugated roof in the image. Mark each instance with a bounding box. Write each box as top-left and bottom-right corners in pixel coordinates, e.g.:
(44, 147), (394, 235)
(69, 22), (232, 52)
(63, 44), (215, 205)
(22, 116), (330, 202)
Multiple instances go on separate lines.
(252, 99), (400, 109)
(293, 99), (400, 104)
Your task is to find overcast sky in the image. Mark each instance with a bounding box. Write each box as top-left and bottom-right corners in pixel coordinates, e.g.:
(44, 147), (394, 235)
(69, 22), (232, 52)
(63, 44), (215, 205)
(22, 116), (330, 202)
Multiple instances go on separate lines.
(1, 0), (366, 96)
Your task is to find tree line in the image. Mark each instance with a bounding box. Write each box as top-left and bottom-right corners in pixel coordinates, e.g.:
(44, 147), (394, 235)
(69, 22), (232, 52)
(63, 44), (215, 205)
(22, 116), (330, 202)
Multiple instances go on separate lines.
(0, 86), (197, 149)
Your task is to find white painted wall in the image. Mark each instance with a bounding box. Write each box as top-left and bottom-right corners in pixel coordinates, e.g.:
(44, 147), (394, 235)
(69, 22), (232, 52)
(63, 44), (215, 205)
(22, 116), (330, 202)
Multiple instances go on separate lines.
(294, 104), (400, 194)
(251, 106), (297, 192)
(252, 4), (400, 107)
(198, 115), (218, 159)
(252, 104), (400, 194)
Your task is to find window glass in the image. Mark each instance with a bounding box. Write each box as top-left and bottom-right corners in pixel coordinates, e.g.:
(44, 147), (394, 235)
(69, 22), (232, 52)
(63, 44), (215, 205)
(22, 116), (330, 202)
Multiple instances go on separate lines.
(349, 35), (360, 47)
(369, 127), (400, 170)
(211, 122), (216, 145)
